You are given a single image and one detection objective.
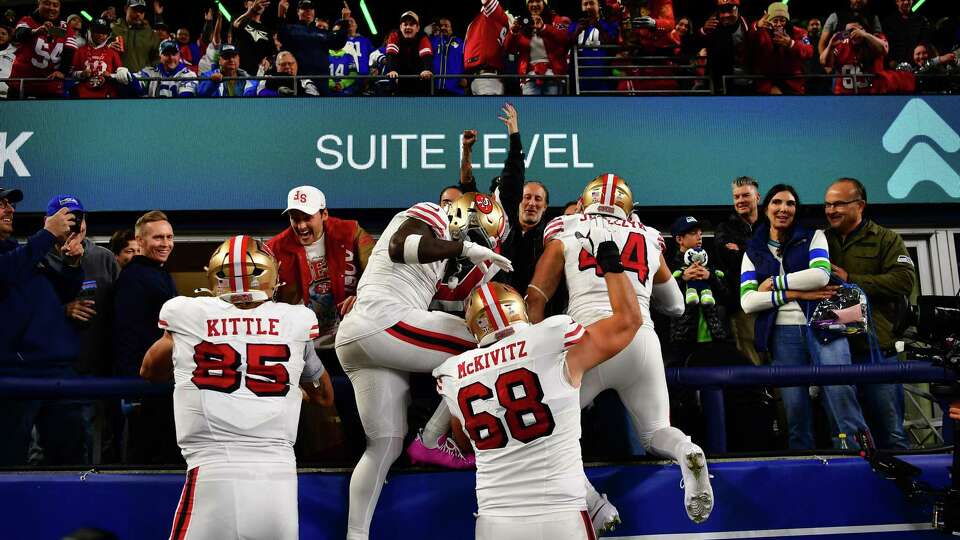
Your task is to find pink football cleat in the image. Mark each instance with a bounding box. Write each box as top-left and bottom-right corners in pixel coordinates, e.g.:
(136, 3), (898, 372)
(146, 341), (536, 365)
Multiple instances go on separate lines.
(406, 432), (475, 470)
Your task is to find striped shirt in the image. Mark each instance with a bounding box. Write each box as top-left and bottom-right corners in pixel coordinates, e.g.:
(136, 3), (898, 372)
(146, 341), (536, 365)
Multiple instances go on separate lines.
(740, 229), (831, 325)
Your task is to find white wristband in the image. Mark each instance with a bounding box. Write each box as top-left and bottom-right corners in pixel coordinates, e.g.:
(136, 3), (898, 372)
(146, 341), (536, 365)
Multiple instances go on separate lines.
(403, 234), (423, 264)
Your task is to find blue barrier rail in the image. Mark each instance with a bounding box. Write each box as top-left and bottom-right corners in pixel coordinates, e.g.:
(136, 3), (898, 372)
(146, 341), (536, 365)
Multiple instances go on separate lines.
(1, 361), (952, 453)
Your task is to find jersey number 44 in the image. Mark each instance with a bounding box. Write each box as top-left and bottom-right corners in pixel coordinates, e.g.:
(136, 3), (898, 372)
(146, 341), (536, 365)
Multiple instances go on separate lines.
(578, 231), (650, 284)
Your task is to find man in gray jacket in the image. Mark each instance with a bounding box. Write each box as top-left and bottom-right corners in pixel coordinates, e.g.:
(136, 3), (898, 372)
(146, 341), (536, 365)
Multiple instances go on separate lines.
(45, 196), (120, 463)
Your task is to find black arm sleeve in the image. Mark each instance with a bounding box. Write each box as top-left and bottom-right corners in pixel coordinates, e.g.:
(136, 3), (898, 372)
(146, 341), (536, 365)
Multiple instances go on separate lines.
(458, 176), (478, 193)
(496, 132), (525, 226)
(325, 21), (349, 51)
(13, 26), (33, 44)
(60, 47), (75, 73)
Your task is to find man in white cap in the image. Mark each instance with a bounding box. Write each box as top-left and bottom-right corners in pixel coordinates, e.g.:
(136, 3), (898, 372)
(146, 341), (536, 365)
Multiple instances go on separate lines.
(267, 185), (374, 454)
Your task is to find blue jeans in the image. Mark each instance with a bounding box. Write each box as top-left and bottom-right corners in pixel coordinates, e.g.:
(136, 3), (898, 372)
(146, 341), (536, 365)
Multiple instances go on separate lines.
(770, 325), (869, 450)
(522, 79), (561, 95)
(852, 352), (910, 450)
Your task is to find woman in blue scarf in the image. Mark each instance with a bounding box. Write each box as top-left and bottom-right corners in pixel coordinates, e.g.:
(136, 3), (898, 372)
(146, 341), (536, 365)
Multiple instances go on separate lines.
(739, 184), (869, 450)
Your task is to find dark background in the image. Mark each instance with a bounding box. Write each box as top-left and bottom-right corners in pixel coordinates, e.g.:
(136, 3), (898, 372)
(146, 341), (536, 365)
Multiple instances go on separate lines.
(3, 0), (956, 43)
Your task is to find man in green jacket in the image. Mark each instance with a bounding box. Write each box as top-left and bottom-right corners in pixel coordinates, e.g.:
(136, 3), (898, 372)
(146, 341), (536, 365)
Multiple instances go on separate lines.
(110, 0), (160, 72)
(824, 177), (914, 449)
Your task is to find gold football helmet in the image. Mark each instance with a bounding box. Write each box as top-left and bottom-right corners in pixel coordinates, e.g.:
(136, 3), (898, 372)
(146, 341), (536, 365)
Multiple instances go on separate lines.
(207, 235), (279, 304)
(581, 173), (634, 220)
(465, 282), (529, 346)
(447, 192), (506, 248)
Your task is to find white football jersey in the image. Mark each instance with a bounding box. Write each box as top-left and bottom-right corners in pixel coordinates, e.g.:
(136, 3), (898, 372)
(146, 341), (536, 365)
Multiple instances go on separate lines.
(545, 213), (664, 329)
(434, 316), (587, 517)
(338, 202), (451, 344)
(158, 296), (324, 469)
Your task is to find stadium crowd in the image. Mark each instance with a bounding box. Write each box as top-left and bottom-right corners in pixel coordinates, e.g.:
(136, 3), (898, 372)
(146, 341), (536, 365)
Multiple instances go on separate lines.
(0, 0), (958, 98)
(0, 100), (921, 472)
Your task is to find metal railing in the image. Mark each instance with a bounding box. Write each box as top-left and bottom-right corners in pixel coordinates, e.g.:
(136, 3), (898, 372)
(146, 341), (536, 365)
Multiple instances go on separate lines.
(0, 361), (951, 456)
(572, 44), (713, 95)
(0, 72), (572, 99)
(3, 59), (957, 99)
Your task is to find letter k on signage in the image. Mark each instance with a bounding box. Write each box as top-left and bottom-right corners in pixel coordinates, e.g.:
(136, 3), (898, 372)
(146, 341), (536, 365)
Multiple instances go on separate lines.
(0, 132), (33, 177)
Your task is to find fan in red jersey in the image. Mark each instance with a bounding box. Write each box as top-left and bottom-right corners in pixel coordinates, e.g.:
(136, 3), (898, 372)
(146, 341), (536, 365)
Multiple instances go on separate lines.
(70, 18), (123, 98)
(9, 0), (78, 99)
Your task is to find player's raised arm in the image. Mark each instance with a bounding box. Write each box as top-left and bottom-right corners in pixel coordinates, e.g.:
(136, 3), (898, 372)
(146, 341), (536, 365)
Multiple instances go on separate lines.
(141, 331), (174, 382)
(565, 224), (642, 386)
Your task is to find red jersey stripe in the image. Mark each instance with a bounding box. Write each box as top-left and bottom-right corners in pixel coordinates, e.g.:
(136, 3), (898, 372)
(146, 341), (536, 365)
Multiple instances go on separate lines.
(394, 321), (475, 349)
(386, 327), (464, 355)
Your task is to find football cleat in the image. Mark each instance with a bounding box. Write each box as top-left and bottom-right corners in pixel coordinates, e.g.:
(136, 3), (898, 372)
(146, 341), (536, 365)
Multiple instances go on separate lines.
(589, 493), (621, 536)
(406, 432), (476, 470)
(679, 444), (714, 524)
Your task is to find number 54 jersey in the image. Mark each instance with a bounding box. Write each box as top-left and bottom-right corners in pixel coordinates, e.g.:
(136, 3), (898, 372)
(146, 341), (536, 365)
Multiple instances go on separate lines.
(434, 315), (587, 516)
(159, 296), (325, 469)
(545, 213), (664, 329)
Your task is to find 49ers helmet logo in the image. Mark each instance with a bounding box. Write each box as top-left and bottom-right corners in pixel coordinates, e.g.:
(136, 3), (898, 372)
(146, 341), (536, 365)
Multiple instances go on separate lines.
(474, 193), (494, 214)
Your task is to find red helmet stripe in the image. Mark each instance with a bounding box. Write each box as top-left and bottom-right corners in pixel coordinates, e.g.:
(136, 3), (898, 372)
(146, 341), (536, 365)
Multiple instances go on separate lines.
(603, 173), (616, 206)
(240, 235), (251, 292)
(228, 235), (246, 293)
(478, 284), (509, 332)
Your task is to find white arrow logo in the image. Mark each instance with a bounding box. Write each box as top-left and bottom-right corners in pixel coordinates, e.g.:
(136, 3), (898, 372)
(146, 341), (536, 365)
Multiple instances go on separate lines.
(883, 99), (959, 199)
(0, 132), (33, 177)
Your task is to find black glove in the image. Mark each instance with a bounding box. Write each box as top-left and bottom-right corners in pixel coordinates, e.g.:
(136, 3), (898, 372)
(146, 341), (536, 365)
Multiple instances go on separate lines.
(595, 240), (624, 274)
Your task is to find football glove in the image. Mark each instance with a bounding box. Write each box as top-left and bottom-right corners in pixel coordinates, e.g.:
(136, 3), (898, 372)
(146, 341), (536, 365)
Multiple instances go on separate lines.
(113, 67), (131, 85)
(462, 241), (514, 273)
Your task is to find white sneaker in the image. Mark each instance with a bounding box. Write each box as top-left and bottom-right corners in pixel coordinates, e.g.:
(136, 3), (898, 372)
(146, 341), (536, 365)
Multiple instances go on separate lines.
(588, 493), (621, 536)
(679, 444), (714, 524)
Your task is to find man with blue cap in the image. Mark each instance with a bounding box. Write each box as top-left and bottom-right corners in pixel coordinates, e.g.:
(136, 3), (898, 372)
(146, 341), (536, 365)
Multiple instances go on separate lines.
(115, 38), (197, 97)
(0, 187), (89, 466)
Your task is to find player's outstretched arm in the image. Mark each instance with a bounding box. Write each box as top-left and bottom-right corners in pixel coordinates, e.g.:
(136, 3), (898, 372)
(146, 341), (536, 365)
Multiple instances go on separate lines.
(526, 239), (565, 323)
(301, 371), (335, 407)
(388, 218), (462, 264)
(388, 217), (513, 271)
(566, 236), (642, 386)
(141, 331), (174, 382)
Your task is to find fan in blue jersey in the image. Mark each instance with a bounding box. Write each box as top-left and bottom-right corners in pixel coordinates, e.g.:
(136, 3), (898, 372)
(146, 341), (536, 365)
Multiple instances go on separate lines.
(430, 16), (467, 96)
(115, 39), (197, 97)
(198, 44), (258, 97)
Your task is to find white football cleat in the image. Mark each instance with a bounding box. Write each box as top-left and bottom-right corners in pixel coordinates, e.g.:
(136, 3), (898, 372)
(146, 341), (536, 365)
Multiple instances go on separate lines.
(679, 444), (714, 524)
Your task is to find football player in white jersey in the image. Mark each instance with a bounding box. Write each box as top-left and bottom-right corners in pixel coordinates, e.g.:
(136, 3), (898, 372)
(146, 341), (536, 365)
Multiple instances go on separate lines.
(527, 174), (715, 532)
(434, 220), (641, 540)
(335, 194), (513, 540)
(140, 236), (334, 540)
